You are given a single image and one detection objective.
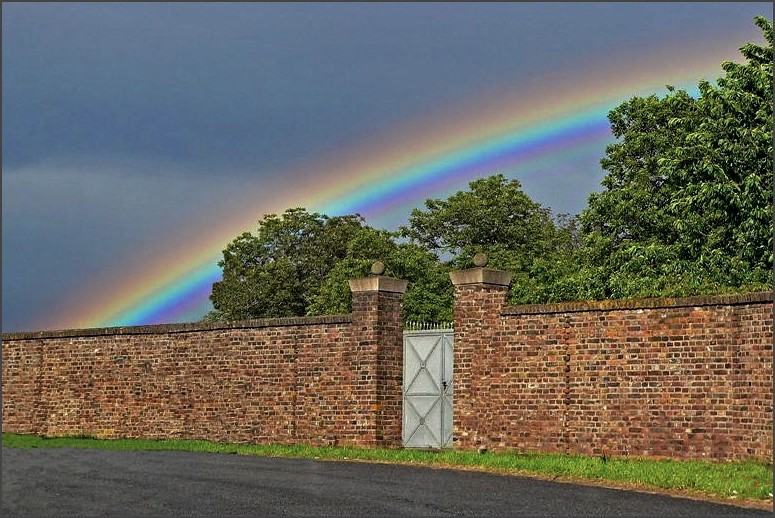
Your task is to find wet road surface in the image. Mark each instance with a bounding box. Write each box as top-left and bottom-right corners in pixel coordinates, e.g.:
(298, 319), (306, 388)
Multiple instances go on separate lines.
(2, 447), (769, 516)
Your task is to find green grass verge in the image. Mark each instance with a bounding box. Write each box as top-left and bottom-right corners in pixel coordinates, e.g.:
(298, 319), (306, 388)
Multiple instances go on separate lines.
(3, 432), (772, 503)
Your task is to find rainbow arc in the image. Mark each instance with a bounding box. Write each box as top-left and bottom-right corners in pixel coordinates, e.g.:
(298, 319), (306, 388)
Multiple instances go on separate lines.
(44, 35), (748, 330)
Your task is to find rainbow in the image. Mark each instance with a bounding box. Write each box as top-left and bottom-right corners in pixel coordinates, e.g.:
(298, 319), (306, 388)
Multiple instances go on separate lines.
(44, 31), (755, 330)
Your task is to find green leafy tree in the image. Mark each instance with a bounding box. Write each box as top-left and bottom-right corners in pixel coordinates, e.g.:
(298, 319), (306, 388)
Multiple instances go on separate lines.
(207, 207), (453, 323)
(579, 89), (700, 298)
(400, 174), (580, 304)
(580, 16), (773, 298)
(666, 16), (773, 282)
(307, 227), (454, 323)
(210, 208), (378, 320)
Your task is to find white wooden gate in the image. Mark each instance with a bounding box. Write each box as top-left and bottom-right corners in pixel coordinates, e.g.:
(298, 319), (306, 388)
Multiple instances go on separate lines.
(402, 323), (454, 449)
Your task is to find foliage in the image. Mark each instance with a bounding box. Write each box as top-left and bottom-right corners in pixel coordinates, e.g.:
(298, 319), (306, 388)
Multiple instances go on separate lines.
(210, 208), (378, 320)
(307, 228), (454, 323)
(208, 207), (452, 322)
(400, 175), (552, 264)
(400, 174), (581, 304)
(578, 16), (773, 298)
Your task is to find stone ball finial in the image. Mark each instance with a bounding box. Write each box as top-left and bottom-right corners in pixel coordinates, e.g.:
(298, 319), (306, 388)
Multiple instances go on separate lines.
(371, 261), (386, 275)
(473, 252), (488, 267)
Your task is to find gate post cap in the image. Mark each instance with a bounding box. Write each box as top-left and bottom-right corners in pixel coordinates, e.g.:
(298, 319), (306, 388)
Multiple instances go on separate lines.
(349, 276), (408, 293)
(449, 268), (512, 286)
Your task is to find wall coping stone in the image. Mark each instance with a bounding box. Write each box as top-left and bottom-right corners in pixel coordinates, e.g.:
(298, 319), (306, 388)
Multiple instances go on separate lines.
(501, 291), (773, 315)
(1, 314), (353, 341)
(348, 276), (408, 294)
(449, 267), (513, 287)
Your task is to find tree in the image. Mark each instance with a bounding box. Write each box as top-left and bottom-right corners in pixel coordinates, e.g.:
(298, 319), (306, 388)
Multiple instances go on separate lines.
(308, 237), (455, 323)
(210, 208), (378, 320)
(579, 16), (773, 298)
(400, 174), (580, 304)
(578, 89), (700, 298)
(208, 207), (454, 323)
(666, 15), (773, 280)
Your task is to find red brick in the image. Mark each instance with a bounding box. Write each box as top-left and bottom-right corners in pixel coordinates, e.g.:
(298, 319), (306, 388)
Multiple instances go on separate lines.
(2, 282), (405, 448)
(452, 272), (772, 463)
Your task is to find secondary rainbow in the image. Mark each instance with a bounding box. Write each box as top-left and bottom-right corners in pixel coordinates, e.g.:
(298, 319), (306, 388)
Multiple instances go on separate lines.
(44, 33), (752, 330)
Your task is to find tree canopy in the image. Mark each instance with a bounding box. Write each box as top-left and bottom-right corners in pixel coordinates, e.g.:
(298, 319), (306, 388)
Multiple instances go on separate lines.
(209, 208), (370, 320)
(579, 15), (773, 298)
(399, 174), (581, 304)
(208, 207), (453, 323)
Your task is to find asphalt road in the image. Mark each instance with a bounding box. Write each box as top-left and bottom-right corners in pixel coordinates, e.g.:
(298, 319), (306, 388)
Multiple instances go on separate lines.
(2, 447), (769, 516)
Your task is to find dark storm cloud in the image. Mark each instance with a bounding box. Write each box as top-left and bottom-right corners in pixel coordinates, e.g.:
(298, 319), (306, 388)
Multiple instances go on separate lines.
(5, 2), (765, 174)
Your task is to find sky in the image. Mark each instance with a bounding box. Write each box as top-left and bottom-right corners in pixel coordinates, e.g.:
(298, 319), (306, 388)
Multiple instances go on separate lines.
(2, 2), (770, 332)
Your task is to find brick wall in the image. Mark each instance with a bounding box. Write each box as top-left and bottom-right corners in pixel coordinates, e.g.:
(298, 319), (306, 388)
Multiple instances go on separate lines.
(4, 268), (772, 462)
(2, 276), (407, 448)
(451, 267), (773, 462)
